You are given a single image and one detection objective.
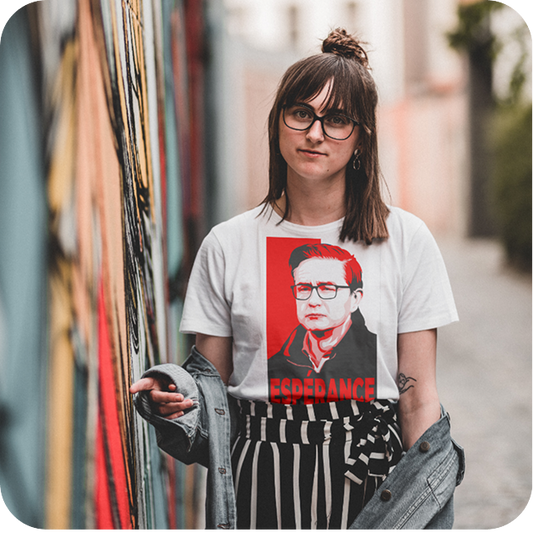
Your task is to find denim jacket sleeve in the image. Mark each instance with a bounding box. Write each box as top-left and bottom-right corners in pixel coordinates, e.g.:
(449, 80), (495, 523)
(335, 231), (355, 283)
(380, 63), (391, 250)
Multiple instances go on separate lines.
(133, 347), (238, 529)
(349, 407), (465, 529)
(133, 360), (211, 466)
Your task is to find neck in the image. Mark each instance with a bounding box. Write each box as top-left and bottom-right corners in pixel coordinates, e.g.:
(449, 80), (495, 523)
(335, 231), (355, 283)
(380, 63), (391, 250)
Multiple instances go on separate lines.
(303, 316), (353, 371)
(309, 316), (353, 352)
(275, 173), (346, 226)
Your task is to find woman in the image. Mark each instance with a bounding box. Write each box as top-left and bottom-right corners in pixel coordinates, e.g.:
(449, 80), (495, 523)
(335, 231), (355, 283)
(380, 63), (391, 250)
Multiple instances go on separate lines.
(131, 29), (460, 529)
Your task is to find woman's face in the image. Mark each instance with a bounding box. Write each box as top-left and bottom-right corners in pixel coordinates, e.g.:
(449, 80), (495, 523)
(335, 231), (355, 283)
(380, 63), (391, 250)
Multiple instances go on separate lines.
(278, 80), (361, 188)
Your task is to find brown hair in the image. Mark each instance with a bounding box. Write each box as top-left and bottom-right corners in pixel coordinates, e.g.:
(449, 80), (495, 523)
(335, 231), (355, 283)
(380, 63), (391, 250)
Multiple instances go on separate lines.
(262, 28), (389, 244)
(289, 243), (363, 291)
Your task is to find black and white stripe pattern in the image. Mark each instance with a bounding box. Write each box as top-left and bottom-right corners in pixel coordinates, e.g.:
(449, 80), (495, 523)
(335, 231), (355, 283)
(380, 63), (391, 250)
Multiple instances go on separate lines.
(231, 399), (403, 529)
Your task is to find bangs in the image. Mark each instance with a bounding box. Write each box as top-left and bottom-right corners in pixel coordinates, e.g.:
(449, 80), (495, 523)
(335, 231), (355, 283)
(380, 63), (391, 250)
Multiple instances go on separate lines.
(281, 56), (362, 121)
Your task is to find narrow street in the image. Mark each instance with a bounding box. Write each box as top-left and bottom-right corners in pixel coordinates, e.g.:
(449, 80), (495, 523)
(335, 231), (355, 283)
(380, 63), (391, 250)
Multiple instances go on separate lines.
(436, 238), (532, 529)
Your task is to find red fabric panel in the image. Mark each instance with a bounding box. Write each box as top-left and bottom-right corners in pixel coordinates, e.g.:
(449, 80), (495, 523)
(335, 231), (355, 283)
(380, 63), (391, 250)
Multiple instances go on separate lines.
(95, 278), (132, 529)
(95, 410), (113, 528)
(266, 237), (321, 359)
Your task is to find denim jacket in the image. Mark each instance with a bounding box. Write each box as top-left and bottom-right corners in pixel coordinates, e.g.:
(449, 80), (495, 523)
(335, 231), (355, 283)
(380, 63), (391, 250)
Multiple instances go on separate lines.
(134, 347), (465, 530)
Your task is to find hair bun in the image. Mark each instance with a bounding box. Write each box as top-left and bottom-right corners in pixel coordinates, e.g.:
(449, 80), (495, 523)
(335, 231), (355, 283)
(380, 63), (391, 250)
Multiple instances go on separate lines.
(322, 28), (369, 68)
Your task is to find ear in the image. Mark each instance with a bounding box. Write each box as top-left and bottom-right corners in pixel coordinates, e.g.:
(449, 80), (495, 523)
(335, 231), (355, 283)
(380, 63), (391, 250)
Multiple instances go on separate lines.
(350, 289), (363, 312)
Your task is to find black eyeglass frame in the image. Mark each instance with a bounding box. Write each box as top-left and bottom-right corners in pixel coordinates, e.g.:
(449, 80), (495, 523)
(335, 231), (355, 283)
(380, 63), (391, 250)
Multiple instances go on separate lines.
(282, 104), (360, 141)
(291, 284), (352, 300)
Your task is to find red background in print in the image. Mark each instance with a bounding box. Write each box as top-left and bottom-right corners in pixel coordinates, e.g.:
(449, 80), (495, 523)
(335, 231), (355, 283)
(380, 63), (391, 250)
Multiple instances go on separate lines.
(266, 237), (321, 358)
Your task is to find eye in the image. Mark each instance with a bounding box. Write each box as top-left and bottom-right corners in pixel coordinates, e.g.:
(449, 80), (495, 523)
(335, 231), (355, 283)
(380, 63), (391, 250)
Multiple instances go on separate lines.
(325, 114), (350, 126)
(318, 284), (336, 292)
(296, 284), (312, 291)
(293, 107), (312, 120)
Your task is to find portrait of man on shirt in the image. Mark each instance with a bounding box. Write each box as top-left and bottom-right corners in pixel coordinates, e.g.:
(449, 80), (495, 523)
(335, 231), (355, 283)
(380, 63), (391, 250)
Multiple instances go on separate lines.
(268, 243), (377, 404)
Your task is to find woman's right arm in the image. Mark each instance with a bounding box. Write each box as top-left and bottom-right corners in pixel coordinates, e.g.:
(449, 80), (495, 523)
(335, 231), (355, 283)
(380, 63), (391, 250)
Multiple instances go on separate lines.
(129, 333), (233, 418)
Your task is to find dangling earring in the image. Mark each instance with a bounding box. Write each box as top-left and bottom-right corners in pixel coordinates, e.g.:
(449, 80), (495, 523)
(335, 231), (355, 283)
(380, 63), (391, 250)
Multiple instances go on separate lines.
(352, 149), (361, 171)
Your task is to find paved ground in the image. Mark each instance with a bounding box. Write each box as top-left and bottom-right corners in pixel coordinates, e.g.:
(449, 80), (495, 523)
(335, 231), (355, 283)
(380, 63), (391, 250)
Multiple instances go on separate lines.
(436, 238), (532, 530)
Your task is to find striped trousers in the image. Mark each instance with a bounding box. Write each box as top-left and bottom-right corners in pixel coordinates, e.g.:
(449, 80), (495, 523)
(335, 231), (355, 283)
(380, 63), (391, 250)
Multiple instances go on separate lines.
(231, 399), (403, 529)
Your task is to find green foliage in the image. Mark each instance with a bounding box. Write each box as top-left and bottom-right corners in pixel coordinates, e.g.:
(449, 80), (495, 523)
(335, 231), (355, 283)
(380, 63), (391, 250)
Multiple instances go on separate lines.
(499, 21), (531, 106)
(490, 103), (532, 271)
(448, 1), (531, 269)
(447, 1), (529, 105)
(447, 1), (504, 58)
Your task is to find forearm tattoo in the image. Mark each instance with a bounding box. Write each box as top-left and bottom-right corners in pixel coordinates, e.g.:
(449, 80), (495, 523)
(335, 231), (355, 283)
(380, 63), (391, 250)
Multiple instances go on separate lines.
(398, 372), (417, 394)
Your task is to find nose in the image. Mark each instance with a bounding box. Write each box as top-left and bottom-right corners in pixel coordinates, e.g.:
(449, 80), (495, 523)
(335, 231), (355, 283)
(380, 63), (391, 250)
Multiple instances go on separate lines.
(306, 118), (325, 143)
(307, 287), (323, 305)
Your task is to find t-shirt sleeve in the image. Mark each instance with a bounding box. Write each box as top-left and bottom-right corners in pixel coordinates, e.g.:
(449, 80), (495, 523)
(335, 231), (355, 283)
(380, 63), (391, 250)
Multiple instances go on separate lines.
(397, 222), (458, 333)
(179, 231), (233, 337)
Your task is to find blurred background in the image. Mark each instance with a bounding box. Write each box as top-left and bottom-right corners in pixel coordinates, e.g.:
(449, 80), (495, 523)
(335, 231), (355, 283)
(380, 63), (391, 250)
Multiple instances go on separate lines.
(0, 0), (531, 531)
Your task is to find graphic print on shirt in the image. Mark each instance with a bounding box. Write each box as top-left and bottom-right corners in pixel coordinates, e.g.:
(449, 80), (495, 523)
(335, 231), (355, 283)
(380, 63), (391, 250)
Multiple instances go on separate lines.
(267, 237), (377, 404)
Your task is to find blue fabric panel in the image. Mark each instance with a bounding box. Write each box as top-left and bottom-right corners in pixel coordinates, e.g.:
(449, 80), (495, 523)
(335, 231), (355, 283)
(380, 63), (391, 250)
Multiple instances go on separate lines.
(0, 6), (48, 529)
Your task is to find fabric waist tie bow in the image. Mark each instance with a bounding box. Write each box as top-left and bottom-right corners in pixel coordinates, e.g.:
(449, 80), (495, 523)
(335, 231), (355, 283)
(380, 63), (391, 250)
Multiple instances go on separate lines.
(236, 398), (403, 486)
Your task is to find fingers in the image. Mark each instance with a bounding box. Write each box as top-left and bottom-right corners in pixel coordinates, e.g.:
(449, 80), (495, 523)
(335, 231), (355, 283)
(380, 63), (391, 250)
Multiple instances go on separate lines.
(130, 376), (161, 394)
(157, 398), (195, 418)
(152, 390), (194, 418)
(130, 376), (195, 419)
(150, 388), (186, 404)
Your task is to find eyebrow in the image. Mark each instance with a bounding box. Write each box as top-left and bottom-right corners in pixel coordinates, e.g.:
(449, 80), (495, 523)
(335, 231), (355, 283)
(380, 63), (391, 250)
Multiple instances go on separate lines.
(295, 281), (340, 286)
(293, 102), (349, 116)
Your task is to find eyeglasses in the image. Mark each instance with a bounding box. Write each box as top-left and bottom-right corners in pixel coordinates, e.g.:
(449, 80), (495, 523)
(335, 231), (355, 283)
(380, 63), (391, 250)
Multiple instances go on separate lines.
(282, 104), (359, 140)
(291, 283), (351, 300)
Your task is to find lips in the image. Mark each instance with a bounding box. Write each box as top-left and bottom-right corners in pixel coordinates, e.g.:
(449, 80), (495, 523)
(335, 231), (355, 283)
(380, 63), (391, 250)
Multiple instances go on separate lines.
(298, 148), (326, 158)
(306, 313), (325, 320)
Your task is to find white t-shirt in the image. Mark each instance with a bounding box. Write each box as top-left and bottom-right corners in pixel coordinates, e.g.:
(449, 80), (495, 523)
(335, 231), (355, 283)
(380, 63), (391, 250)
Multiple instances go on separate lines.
(180, 204), (458, 403)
